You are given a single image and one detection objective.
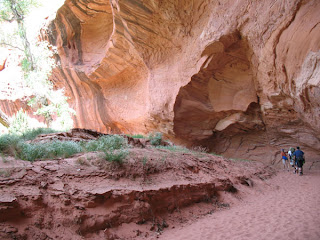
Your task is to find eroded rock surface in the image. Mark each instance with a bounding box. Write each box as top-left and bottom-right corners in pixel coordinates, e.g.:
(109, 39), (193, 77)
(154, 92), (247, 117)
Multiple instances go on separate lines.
(1, 0), (320, 162)
(0, 145), (274, 239)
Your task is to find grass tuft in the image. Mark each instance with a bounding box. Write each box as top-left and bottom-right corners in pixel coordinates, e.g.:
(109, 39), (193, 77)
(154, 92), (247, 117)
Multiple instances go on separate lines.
(0, 134), (21, 155)
(128, 134), (145, 139)
(156, 145), (190, 153)
(76, 156), (91, 166)
(148, 132), (163, 146)
(21, 128), (57, 141)
(17, 140), (82, 162)
(84, 135), (127, 152)
(0, 128), (57, 156)
(1, 130), (129, 164)
(104, 149), (128, 164)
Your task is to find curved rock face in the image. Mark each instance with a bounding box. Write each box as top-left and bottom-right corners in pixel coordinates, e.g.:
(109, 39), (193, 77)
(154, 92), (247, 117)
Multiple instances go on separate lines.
(174, 32), (263, 141)
(46, 0), (150, 133)
(44, 0), (320, 162)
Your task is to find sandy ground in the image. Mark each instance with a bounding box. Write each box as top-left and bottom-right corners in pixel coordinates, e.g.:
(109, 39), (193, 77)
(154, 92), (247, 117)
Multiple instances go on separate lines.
(158, 168), (320, 240)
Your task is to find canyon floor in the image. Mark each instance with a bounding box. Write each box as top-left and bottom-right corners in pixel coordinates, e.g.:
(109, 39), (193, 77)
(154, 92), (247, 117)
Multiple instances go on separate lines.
(0, 135), (319, 240)
(158, 168), (320, 240)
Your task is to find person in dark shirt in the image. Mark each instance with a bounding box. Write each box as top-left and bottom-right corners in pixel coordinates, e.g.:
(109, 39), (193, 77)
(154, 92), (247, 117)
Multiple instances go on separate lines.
(293, 146), (305, 175)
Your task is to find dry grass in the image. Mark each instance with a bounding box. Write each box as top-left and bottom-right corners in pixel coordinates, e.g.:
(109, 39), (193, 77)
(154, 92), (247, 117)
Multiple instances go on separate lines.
(76, 156), (91, 166)
(0, 168), (13, 178)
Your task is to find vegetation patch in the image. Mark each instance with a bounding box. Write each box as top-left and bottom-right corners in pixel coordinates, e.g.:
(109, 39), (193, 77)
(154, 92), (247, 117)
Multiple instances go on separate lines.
(82, 135), (129, 164)
(148, 132), (163, 146)
(0, 130), (129, 163)
(104, 149), (128, 164)
(17, 140), (82, 162)
(0, 129), (219, 164)
(0, 128), (57, 156)
(0, 134), (21, 156)
(156, 145), (190, 153)
(21, 128), (57, 141)
(127, 134), (145, 139)
(83, 135), (127, 152)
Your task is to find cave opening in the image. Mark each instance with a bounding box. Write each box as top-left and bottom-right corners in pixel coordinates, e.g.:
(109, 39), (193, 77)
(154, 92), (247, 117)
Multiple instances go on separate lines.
(173, 32), (264, 151)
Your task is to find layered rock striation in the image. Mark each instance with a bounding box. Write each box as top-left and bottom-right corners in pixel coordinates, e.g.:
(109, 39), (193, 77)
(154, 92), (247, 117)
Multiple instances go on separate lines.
(0, 143), (275, 239)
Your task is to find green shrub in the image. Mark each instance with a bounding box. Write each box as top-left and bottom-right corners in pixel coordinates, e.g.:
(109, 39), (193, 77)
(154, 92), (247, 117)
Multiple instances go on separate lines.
(17, 142), (43, 161)
(84, 135), (127, 152)
(1, 152), (8, 163)
(21, 128), (57, 141)
(17, 140), (82, 162)
(84, 135), (128, 164)
(209, 152), (222, 157)
(149, 132), (163, 146)
(0, 130), (129, 163)
(128, 134), (145, 139)
(83, 139), (101, 152)
(104, 149), (128, 164)
(0, 134), (21, 155)
(156, 145), (190, 153)
(0, 128), (57, 156)
(45, 141), (82, 159)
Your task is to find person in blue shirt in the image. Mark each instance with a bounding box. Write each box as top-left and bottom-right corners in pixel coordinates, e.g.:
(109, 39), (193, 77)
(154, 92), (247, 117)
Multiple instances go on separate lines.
(293, 146), (305, 175)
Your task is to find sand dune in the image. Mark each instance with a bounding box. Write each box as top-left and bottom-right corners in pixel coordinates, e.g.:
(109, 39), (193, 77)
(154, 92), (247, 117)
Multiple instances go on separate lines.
(158, 169), (320, 240)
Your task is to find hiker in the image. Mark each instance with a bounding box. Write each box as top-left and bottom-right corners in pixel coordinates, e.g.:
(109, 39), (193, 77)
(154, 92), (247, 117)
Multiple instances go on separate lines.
(293, 146), (305, 175)
(288, 147), (296, 172)
(281, 149), (289, 171)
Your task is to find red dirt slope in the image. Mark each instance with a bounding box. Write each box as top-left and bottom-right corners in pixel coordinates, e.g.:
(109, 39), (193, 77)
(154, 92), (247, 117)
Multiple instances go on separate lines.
(0, 133), (274, 239)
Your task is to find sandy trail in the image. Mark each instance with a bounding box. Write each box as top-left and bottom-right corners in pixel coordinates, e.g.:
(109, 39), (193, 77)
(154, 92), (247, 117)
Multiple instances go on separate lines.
(158, 169), (320, 240)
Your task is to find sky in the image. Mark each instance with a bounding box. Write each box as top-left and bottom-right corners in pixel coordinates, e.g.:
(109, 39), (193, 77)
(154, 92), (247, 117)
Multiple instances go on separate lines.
(26, 0), (65, 39)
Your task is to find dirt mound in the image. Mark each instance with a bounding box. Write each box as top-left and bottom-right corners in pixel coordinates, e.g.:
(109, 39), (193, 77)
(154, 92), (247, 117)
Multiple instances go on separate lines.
(0, 132), (275, 239)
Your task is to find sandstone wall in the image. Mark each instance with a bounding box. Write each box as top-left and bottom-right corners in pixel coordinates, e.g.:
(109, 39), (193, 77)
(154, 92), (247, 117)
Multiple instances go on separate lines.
(42, 0), (320, 162)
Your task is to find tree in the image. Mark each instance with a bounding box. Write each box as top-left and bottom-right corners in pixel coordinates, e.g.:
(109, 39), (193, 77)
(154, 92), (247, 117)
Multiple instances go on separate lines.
(0, 0), (76, 131)
(0, 0), (39, 71)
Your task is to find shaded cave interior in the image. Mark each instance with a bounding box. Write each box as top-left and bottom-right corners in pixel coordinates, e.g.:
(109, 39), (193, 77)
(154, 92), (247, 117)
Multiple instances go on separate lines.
(173, 32), (265, 152)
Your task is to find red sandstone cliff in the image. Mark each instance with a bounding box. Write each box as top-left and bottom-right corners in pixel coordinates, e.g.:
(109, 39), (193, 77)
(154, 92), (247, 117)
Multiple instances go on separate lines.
(2, 0), (320, 162)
